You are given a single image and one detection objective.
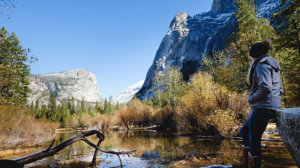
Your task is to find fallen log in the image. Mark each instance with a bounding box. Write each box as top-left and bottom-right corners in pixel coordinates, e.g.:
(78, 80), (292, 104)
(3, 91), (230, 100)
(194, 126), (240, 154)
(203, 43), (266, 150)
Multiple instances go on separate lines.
(0, 129), (136, 168)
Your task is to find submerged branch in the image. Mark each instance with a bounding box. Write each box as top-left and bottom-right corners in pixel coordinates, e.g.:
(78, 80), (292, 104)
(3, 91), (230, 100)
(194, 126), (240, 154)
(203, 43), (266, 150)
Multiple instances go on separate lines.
(0, 130), (135, 168)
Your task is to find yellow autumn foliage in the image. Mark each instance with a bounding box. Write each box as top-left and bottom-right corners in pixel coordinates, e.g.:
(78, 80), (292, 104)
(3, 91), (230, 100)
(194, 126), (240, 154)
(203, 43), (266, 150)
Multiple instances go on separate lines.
(177, 72), (250, 136)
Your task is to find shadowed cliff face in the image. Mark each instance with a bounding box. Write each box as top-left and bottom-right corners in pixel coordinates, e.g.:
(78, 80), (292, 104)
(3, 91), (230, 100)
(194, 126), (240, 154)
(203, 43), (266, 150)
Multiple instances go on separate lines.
(136, 0), (281, 100)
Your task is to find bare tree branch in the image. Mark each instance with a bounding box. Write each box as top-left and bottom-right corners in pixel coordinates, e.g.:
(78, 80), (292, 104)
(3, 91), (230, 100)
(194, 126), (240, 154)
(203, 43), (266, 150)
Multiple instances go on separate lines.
(0, 130), (135, 168)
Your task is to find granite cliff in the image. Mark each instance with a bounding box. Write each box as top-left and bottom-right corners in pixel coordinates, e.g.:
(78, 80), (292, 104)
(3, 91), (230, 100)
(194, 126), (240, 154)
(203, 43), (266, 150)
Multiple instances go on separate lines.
(136, 0), (282, 100)
(113, 80), (144, 104)
(27, 69), (102, 105)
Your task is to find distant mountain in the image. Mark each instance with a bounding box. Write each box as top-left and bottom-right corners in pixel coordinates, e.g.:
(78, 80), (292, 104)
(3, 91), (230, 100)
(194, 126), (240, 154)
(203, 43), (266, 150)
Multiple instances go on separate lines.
(136, 0), (282, 100)
(113, 80), (144, 104)
(27, 69), (102, 105)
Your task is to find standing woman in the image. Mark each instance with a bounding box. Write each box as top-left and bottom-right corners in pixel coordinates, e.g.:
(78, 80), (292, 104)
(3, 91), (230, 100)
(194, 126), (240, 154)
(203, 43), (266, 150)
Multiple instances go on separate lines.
(234, 39), (283, 168)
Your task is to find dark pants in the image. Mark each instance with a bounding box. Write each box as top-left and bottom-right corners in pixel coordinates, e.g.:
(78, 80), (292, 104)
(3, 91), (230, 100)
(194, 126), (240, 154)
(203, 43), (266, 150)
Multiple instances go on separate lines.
(240, 108), (275, 157)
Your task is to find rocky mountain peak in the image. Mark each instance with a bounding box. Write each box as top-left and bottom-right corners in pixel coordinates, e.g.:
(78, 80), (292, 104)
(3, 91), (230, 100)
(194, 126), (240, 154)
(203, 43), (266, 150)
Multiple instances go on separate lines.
(113, 80), (145, 104)
(168, 12), (190, 33)
(28, 69), (102, 105)
(211, 0), (236, 13)
(136, 0), (283, 100)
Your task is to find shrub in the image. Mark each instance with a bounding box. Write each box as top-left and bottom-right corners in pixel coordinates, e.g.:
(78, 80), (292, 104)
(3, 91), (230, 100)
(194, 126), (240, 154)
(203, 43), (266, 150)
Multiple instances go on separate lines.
(115, 99), (157, 130)
(207, 110), (241, 137)
(0, 105), (59, 147)
(177, 72), (249, 136)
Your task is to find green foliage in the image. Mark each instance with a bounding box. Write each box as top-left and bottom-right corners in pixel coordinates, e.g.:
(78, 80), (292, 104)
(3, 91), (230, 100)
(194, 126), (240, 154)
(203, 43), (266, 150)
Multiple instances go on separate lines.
(273, 0), (300, 54)
(80, 97), (87, 114)
(203, 0), (277, 93)
(95, 101), (101, 113)
(68, 96), (76, 114)
(153, 66), (186, 107)
(40, 105), (47, 120)
(143, 98), (153, 106)
(34, 99), (40, 118)
(47, 93), (57, 121)
(0, 27), (35, 105)
(60, 100), (71, 127)
(272, 0), (300, 107)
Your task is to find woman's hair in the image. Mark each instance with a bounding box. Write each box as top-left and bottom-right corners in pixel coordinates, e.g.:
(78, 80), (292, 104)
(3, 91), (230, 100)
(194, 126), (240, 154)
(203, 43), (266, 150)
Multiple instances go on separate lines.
(249, 39), (272, 58)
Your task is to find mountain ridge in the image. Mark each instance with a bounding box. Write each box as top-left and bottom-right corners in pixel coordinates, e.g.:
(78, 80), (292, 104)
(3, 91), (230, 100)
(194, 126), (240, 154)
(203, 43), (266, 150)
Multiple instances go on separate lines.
(27, 69), (102, 105)
(136, 0), (282, 100)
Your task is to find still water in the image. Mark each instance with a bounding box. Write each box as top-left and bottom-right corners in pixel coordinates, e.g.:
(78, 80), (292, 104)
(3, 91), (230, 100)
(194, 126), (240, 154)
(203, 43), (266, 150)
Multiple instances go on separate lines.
(2, 131), (297, 168)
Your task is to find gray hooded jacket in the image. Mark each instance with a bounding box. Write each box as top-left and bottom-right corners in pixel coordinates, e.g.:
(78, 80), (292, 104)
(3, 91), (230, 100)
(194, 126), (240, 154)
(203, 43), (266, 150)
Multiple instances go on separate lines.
(248, 55), (283, 110)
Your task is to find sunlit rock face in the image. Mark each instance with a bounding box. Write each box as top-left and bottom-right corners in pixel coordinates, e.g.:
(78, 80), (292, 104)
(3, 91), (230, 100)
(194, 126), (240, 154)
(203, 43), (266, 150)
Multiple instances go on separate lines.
(276, 108), (300, 167)
(136, 0), (281, 100)
(113, 80), (144, 104)
(27, 69), (102, 105)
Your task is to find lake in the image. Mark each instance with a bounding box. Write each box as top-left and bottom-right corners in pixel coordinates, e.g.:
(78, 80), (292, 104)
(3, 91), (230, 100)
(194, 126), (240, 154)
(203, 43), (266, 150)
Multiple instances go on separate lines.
(0, 130), (297, 168)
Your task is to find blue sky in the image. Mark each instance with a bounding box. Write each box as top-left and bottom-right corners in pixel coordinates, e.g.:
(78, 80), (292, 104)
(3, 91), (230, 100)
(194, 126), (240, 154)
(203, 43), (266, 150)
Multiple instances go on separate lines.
(0, 0), (213, 98)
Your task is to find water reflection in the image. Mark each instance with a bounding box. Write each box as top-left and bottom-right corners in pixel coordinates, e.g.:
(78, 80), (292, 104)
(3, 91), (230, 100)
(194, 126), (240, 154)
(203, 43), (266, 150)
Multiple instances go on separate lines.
(3, 130), (296, 168)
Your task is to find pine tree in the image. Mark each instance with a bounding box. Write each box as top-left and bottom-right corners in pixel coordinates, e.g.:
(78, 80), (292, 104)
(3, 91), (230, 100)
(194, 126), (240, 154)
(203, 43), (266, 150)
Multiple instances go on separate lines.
(95, 101), (101, 113)
(224, 0), (277, 92)
(56, 104), (62, 122)
(0, 27), (34, 105)
(80, 97), (87, 114)
(30, 101), (34, 112)
(68, 96), (76, 114)
(272, 0), (300, 106)
(61, 100), (70, 127)
(273, 0), (300, 54)
(40, 105), (47, 120)
(47, 93), (57, 121)
(103, 98), (111, 114)
(34, 99), (40, 118)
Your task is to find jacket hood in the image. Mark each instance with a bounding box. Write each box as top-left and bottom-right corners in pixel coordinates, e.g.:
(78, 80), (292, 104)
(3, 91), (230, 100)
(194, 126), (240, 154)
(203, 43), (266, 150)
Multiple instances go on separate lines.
(257, 56), (281, 71)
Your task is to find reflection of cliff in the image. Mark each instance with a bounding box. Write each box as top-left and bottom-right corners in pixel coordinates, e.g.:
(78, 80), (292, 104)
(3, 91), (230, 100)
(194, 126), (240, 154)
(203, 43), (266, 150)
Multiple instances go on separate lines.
(16, 131), (297, 167)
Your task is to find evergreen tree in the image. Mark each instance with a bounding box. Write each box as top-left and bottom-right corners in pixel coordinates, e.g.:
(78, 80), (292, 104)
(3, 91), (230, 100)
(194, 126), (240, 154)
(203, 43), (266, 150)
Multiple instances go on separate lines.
(30, 101), (34, 112)
(80, 97), (87, 114)
(56, 104), (62, 122)
(95, 101), (101, 113)
(68, 96), (76, 114)
(272, 0), (300, 106)
(61, 100), (70, 127)
(103, 98), (111, 114)
(34, 99), (40, 118)
(0, 27), (35, 105)
(40, 104), (47, 120)
(273, 0), (300, 54)
(223, 0), (276, 92)
(47, 93), (57, 121)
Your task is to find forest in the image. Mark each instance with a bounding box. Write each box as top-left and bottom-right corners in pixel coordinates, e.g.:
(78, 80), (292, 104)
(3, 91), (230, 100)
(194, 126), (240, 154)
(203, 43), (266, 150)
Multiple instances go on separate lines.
(0, 0), (299, 160)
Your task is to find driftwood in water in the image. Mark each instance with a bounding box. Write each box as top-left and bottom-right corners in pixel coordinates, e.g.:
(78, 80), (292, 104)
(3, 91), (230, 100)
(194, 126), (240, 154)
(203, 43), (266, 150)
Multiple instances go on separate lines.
(0, 130), (136, 168)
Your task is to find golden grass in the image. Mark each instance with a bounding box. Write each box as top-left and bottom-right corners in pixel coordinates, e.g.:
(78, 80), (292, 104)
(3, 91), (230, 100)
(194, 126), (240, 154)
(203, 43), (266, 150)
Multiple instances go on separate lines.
(0, 105), (59, 148)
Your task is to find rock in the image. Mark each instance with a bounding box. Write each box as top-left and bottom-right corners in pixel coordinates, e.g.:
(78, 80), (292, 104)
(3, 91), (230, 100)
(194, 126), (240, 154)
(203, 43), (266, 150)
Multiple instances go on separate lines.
(27, 69), (102, 105)
(276, 108), (300, 167)
(136, 0), (282, 100)
(113, 80), (144, 104)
